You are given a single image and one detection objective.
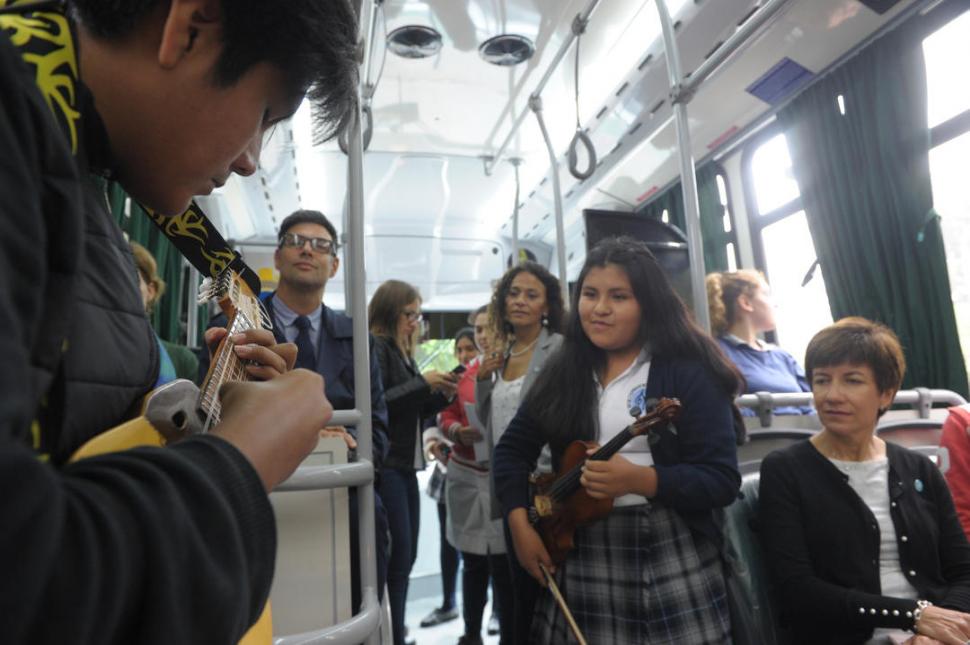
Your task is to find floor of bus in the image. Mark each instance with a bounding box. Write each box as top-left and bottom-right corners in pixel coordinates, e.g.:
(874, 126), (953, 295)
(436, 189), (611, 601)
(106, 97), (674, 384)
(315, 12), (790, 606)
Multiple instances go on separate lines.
(406, 466), (501, 645)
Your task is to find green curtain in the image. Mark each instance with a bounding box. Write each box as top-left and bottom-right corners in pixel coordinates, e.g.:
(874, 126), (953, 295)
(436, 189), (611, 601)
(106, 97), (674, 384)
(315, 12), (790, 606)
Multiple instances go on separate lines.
(640, 163), (732, 272)
(776, 22), (968, 396)
(105, 182), (188, 344)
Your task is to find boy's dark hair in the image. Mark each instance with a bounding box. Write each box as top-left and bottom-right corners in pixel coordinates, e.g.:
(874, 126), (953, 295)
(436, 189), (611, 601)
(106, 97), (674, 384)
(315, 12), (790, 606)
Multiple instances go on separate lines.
(454, 326), (475, 346)
(278, 209), (338, 246)
(805, 317), (906, 395)
(69, 0), (359, 142)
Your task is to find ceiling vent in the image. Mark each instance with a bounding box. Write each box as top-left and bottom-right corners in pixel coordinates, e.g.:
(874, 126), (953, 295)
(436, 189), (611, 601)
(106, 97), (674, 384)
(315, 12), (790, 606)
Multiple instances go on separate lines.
(387, 25), (442, 59)
(479, 34), (535, 66)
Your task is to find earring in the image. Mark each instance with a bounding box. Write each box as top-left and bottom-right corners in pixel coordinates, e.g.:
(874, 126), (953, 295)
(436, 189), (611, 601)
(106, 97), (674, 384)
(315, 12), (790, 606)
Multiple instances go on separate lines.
(541, 313), (549, 327)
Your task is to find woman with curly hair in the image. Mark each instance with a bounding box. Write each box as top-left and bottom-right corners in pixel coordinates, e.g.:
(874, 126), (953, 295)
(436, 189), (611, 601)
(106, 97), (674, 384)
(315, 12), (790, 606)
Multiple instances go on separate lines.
(476, 261), (565, 644)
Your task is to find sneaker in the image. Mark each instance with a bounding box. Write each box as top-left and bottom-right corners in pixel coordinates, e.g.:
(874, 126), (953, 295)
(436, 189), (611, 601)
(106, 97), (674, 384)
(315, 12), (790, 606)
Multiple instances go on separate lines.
(487, 613), (500, 636)
(457, 635), (483, 645)
(404, 625), (416, 645)
(420, 606), (459, 628)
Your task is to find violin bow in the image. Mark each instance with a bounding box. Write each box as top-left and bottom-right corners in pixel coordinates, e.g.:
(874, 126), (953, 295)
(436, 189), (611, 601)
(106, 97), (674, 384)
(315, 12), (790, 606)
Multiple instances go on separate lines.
(539, 563), (589, 645)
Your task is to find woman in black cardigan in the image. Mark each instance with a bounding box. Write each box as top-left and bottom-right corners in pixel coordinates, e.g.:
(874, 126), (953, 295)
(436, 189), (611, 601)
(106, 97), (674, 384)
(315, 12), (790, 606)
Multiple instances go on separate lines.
(369, 280), (457, 645)
(760, 317), (970, 645)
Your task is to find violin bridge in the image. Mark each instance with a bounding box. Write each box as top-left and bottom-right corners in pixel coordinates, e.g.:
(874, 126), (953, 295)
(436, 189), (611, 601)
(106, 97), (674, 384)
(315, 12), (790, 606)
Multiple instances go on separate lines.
(534, 494), (554, 518)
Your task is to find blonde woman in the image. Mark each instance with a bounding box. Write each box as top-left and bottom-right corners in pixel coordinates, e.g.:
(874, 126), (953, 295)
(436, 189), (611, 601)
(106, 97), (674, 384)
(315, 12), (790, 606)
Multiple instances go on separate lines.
(706, 270), (811, 414)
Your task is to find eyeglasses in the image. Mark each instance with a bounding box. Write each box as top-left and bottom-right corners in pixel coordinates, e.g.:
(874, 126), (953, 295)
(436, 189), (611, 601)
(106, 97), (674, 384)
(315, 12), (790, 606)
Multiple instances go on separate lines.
(403, 310), (423, 322)
(279, 233), (337, 254)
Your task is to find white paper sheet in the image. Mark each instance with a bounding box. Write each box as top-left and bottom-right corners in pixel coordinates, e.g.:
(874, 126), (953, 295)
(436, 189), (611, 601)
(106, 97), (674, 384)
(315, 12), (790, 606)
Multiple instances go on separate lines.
(464, 402), (490, 462)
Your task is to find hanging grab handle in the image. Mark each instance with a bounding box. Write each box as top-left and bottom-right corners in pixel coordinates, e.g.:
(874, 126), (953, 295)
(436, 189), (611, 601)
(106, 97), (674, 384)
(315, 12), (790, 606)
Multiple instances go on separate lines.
(567, 129), (596, 180)
(339, 104), (373, 154)
(567, 16), (596, 181)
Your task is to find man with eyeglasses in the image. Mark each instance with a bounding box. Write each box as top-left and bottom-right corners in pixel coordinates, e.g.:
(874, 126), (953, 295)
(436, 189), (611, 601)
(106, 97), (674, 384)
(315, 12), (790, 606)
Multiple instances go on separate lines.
(199, 208), (391, 616)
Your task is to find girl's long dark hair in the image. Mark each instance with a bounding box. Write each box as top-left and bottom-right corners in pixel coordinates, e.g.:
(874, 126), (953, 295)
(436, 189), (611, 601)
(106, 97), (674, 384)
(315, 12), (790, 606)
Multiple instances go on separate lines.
(524, 236), (742, 453)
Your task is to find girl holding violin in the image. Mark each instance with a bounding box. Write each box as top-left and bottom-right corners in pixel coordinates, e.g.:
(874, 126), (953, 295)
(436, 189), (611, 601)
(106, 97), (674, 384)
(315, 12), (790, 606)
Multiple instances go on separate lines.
(492, 236), (742, 644)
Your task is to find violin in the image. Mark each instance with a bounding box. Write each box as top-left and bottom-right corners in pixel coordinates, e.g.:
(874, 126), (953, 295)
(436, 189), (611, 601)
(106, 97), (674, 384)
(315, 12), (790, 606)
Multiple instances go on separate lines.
(528, 397), (682, 564)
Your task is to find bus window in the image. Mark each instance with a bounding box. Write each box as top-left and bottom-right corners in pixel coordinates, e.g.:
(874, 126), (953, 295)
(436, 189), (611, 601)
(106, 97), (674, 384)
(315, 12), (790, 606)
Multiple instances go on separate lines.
(923, 10), (970, 129)
(924, 9), (970, 372)
(746, 131), (832, 362)
(760, 211), (832, 365)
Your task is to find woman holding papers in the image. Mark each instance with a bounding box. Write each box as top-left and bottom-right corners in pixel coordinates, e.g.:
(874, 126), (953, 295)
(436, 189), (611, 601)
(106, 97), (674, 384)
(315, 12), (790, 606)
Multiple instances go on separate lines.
(440, 314), (512, 644)
(475, 263), (565, 645)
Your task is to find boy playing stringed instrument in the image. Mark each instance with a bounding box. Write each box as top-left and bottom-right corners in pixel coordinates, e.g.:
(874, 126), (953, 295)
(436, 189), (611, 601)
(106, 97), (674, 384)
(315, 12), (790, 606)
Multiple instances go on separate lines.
(0, 0), (358, 642)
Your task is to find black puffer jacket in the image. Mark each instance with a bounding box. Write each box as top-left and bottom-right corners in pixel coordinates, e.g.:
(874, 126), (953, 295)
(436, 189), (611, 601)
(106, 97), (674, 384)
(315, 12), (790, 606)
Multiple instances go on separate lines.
(372, 335), (451, 471)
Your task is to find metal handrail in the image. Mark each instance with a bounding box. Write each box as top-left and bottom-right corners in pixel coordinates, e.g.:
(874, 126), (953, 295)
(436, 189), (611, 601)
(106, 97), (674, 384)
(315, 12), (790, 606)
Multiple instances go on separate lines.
(274, 589), (382, 645)
(276, 459), (374, 492)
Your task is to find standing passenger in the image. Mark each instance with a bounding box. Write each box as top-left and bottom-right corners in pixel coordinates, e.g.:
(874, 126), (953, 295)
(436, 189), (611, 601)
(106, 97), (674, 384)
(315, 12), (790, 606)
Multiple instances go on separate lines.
(494, 237), (741, 644)
(707, 270), (812, 415)
(198, 209), (391, 618)
(441, 319), (513, 644)
(476, 262), (565, 644)
(370, 280), (458, 645)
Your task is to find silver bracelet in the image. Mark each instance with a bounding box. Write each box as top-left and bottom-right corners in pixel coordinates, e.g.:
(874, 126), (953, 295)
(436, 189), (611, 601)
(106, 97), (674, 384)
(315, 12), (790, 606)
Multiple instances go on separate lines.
(912, 599), (932, 632)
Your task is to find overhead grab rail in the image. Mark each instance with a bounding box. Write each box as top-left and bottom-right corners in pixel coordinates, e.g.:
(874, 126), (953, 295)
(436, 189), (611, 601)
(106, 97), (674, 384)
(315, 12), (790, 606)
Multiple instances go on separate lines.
(483, 0), (603, 177)
(675, 0), (792, 104)
(271, 0), (384, 643)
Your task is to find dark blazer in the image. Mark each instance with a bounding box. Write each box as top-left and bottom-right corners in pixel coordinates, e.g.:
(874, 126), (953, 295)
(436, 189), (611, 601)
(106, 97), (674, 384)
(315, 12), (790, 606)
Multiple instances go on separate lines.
(759, 440), (970, 644)
(199, 294), (389, 473)
(492, 354), (740, 546)
(372, 335), (451, 471)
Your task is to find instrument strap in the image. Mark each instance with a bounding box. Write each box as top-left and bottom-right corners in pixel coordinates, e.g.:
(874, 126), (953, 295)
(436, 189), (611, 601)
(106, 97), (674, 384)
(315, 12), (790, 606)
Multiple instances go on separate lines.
(1, 0), (261, 294)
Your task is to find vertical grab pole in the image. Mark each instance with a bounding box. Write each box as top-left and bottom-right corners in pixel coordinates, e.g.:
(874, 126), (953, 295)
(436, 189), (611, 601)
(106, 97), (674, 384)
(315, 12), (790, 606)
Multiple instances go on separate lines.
(654, 0), (710, 332)
(510, 158), (522, 265)
(530, 96), (569, 303)
(185, 262), (200, 347)
(349, 2), (379, 643)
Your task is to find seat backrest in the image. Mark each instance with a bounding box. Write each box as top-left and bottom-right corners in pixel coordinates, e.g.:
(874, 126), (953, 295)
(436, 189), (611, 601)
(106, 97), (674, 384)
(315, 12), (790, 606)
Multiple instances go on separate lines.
(721, 473), (790, 645)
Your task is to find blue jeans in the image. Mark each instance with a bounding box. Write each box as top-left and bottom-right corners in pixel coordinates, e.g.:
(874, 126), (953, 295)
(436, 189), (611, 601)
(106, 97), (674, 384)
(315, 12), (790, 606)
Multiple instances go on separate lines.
(379, 468), (420, 645)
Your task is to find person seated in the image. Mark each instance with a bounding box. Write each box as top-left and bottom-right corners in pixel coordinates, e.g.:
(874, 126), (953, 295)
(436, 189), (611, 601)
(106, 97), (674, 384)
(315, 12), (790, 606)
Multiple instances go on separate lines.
(707, 270), (812, 415)
(760, 317), (970, 645)
(940, 404), (970, 540)
(130, 241), (199, 384)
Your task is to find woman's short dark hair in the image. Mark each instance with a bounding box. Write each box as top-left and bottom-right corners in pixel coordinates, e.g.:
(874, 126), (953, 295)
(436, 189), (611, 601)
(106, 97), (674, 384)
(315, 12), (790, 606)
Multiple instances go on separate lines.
(805, 317), (906, 394)
(368, 280), (420, 351)
(488, 261), (564, 339)
(70, 0), (358, 142)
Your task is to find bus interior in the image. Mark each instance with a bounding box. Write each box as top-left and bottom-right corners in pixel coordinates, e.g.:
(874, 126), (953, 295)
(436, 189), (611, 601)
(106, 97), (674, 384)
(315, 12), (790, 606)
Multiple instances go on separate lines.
(115, 0), (970, 642)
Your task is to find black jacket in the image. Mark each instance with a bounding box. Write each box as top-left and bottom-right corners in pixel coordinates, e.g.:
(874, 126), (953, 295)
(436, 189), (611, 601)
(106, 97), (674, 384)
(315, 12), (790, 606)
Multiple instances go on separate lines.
(759, 440), (970, 644)
(493, 355), (741, 546)
(372, 335), (451, 471)
(0, 14), (274, 644)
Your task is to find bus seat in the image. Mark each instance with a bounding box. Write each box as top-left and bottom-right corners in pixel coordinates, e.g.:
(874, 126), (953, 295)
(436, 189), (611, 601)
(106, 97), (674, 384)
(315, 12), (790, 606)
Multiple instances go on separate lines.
(738, 429), (816, 466)
(721, 473), (790, 645)
(876, 419), (944, 449)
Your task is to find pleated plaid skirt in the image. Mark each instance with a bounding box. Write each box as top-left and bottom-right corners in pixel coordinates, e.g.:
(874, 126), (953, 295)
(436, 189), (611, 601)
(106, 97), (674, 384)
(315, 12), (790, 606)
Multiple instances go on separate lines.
(531, 502), (731, 645)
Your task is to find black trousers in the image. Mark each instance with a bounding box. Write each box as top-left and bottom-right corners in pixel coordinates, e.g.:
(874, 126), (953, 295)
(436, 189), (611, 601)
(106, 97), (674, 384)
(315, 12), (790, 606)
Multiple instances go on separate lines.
(461, 550), (514, 644)
(436, 501), (460, 610)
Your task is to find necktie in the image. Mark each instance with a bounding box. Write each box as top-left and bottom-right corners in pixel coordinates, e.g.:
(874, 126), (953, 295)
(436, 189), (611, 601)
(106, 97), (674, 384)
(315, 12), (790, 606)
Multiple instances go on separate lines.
(293, 315), (317, 370)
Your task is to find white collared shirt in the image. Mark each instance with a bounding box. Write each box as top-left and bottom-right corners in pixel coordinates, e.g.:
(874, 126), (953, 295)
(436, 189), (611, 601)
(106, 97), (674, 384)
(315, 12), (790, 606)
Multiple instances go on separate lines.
(595, 349), (652, 507)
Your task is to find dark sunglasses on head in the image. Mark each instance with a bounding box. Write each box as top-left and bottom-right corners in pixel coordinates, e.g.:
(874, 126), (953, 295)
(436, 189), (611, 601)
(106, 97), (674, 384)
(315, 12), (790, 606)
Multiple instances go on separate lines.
(279, 233), (337, 254)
